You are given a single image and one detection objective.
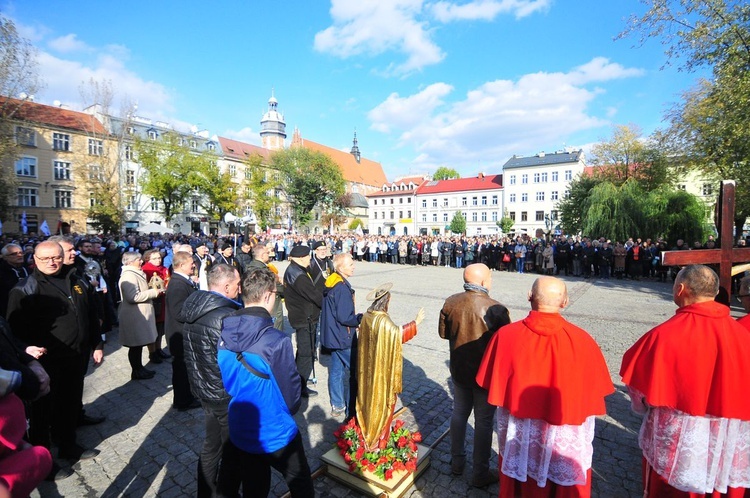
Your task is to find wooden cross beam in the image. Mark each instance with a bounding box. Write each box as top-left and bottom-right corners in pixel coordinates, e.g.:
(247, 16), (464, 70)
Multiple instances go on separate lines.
(661, 180), (750, 304)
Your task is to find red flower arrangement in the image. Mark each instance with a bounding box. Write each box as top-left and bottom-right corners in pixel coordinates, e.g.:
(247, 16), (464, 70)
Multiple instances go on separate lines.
(333, 418), (422, 481)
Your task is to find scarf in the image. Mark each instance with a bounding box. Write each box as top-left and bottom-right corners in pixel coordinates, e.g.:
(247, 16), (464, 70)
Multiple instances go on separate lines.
(463, 283), (489, 295)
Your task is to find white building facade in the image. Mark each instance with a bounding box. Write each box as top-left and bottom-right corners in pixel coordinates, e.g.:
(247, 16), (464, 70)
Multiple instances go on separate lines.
(367, 176), (426, 236)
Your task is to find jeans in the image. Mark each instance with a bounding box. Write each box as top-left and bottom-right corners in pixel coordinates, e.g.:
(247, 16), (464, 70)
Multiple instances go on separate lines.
(328, 348), (351, 413)
(450, 382), (496, 480)
(455, 256), (463, 268)
(517, 257), (525, 273)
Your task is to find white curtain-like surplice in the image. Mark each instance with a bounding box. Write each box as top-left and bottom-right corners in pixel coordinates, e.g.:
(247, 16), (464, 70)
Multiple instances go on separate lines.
(639, 406), (750, 494)
(496, 407), (596, 487)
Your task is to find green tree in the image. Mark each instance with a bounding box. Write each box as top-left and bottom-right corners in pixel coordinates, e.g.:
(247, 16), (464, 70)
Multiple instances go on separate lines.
(449, 211), (466, 234)
(135, 133), (212, 222)
(196, 160), (238, 221)
(271, 147), (345, 227)
(433, 166), (460, 180)
(0, 16), (41, 221)
(244, 153), (281, 230)
(348, 218), (363, 230)
(556, 174), (600, 235)
(497, 214), (515, 234)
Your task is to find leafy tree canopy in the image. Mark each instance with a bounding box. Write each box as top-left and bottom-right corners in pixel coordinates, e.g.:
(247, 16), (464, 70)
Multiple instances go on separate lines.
(449, 211), (466, 234)
(244, 154), (282, 231)
(433, 166), (461, 180)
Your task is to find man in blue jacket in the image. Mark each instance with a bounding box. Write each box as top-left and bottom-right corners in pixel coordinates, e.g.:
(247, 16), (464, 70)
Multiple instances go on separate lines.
(320, 253), (362, 419)
(217, 268), (313, 498)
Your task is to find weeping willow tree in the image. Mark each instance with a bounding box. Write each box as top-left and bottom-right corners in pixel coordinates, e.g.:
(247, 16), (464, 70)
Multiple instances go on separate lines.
(582, 179), (708, 243)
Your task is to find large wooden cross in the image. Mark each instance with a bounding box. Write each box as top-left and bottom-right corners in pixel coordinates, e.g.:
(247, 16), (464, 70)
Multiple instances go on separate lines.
(661, 180), (750, 305)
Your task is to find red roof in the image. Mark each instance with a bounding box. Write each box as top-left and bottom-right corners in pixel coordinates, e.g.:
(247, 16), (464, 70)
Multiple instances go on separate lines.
(218, 136), (270, 162)
(416, 174), (503, 194)
(0, 97), (107, 135)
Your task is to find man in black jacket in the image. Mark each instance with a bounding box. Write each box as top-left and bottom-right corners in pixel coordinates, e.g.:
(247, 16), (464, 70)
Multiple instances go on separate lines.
(6, 241), (103, 470)
(0, 243), (29, 317)
(283, 245), (322, 397)
(182, 264), (242, 498)
(165, 251), (199, 411)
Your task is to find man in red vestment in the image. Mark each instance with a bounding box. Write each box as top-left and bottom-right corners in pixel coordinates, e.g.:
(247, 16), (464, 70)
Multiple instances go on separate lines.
(476, 276), (613, 498)
(621, 265), (750, 498)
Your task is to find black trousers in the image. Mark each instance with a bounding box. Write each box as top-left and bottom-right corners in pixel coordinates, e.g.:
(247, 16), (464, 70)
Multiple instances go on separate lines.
(217, 432), (313, 498)
(170, 333), (195, 408)
(294, 325), (315, 383)
(29, 353), (86, 450)
(197, 399), (241, 498)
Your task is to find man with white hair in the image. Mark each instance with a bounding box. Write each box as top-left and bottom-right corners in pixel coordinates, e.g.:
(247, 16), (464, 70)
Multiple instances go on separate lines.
(0, 243), (29, 317)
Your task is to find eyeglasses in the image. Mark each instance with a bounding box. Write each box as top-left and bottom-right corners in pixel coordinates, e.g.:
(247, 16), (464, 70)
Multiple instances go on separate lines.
(36, 256), (63, 263)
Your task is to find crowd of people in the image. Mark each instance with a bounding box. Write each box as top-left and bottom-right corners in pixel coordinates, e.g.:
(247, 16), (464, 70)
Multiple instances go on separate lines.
(0, 228), (748, 497)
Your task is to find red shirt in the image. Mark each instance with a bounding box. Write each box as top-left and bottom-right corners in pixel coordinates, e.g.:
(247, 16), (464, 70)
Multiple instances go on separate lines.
(476, 310), (613, 425)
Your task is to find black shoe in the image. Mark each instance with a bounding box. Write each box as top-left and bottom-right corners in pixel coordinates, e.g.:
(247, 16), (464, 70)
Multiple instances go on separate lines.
(302, 388), (318, 398)
(59, 444), (100, 462)
(77, 413), (106, 426)
(45, 462), (74, 481)
(174, 399), (201, 411)
(157, 349), (172, 359)
(148, 353), (163, 364)
(131, 368), (155, 380)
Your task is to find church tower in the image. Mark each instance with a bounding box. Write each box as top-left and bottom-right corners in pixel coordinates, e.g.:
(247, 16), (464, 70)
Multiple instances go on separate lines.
(350, 130), (361, 163)
(260, 91), (286, 150)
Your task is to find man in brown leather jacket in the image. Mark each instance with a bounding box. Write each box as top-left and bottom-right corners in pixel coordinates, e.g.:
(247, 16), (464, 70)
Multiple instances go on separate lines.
(439, 263), (510, 488)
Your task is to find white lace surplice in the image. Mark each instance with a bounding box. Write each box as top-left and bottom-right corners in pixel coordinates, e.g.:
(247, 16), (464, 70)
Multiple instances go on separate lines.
(639, 407), (750, 494)
(496, 407), (595, 487)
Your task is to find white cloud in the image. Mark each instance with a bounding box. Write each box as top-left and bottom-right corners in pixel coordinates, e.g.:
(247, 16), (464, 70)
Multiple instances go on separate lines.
(430, 0), (551, 22)
(222, 127), (262, 146)
(314, 0), (443, 75)
(369, 58), (643, 173)
(48, 34), (90, 53)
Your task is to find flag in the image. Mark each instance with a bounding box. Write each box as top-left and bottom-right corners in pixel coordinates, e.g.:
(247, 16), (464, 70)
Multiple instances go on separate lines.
(21, 211), (27, 234)
(40, 220), (50, 236)
(356, 225), (364, 236)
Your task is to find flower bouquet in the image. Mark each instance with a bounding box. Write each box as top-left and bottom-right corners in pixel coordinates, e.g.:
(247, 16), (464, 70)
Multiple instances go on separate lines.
(334, 418), (422, 481)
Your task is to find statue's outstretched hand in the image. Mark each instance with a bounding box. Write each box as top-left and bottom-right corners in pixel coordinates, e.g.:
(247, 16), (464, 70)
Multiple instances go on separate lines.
(415, 307), (425, 326)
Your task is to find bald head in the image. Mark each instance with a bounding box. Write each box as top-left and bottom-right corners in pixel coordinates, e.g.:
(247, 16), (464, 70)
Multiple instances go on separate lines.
(674, 265), (719, 305)
(463, 263), (491, 290)
(529, 276), (568, 312)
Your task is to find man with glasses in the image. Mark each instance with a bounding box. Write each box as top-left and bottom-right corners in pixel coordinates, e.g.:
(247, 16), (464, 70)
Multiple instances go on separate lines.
(7, 241), (103, 479)
(0, 244), (29, 317)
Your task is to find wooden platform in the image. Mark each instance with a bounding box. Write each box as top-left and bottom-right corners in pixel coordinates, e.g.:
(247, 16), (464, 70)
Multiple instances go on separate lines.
(321, 444), (431, 498)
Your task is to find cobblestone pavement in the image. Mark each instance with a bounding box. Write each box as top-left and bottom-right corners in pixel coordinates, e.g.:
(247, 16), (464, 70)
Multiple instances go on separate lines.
(32, 261), (747, 497)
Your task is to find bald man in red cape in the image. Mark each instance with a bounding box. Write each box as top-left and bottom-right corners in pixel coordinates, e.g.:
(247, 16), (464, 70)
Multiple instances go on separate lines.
(620, 265), (750, 498)
(476, 276), (613, 498)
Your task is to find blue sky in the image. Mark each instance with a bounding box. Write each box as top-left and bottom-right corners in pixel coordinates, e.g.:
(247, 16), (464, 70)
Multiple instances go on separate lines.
(4, 0), (706, 180)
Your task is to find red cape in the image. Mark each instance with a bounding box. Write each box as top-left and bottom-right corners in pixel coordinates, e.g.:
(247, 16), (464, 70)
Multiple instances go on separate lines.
(620, 300), (750, 420)
(737, 313), (750, 331)
(476, 311), (613, 426)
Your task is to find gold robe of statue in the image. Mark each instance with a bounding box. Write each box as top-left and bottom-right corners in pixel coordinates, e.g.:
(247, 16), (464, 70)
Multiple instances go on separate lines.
(356, 310), (417, 451)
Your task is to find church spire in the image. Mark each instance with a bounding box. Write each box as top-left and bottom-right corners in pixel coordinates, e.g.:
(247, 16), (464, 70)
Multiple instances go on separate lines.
(350, 129), (361, 163)
(260, 89), (286, 150)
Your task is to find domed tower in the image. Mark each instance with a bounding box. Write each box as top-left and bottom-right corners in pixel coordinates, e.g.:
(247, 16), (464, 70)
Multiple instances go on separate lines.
(260, 91), (286, 150)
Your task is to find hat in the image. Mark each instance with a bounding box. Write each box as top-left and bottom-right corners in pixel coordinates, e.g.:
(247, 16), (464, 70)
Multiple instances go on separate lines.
(312, 240), (326, 250)
(366, 282), (393, 301)
(289, 245), (311, 258)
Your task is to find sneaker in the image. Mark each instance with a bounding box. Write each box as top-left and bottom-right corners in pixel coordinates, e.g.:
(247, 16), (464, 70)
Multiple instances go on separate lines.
(301, 388), (318, 398)
(471, 470), (499, 488)
(331, 406), (346, 417)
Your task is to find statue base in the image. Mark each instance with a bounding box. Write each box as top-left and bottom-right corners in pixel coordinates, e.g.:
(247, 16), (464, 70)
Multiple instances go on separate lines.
(321, 443), (431, 498)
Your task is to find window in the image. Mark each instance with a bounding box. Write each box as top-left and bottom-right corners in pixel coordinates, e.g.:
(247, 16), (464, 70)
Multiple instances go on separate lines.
(461, 197), (467, 206)
(472, 197), (478, 206)
(541, 172), (548, 183)
(564, 189), (570, 198)
(16, 127), (35, 146)
(208, 143), (216, 151)
(552, 171), (559, 182)
(53, 133), (71, 151)
(432, 213), (437, 222)
(509, 211), (516, 221)
(399, 211), (403, 219)
(373, 212), (378, 219)
(126, 126), (135, 135)
(492, 195), (498, 205)
(492, 211), (498, 222)
(229, 164), (236, 177)
(551, 191), (559, 201)
(55, 190), (72, 208)
(390, 198), (394, 204)
(381, 212), (385, 219)
(421, 214), (427, 222)
(522, 174), (528, 184)
(126, 170), (135, 185)
(521, 211), (528, 221)
(89, 192), (100, 207)
(565, 170), (572, 181)
(472, 212), (478, 222)
(17, 188), (37, 207)
(702, 183), (714, 196)
(677, 184), (687, 191)
(533, 173), (540, 183)
(406, 197), (411, 203)
(536, 211), (544, 221)
(88, 138), (103, 156)
(432, 198), (437, 207)
(521, 193), (528, 202)
(148, 130), (157, 140)
(443, 198), (448, 207)
(407, 210), (411, 218)
(509, 193), (516, 203)
(389, 211), (394, 219)
(443, 213), (448, 222)
(88, 165), (104, 181)
(399, 198), (403, 204)
(15, 157), (36, 177)
(481, 196), (487, 205)
(509, 175), (516, 185)
(125, 145), (134, 160)
(191, 199), (200, 213)
(190, 140), (197, 149)
(54, 161), (71, 180)
(422, 199), (427, 208)
(551, 210), (558, 220)
(150, 197), (159, 211)
(245, 169), (252, 180)
(536, 191), (545, 201)
(126, 195), (137, 210)
(481, 212), (487, 221)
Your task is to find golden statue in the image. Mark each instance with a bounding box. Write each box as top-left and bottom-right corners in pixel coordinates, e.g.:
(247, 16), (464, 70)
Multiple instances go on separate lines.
(356, 283), (425, 451)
